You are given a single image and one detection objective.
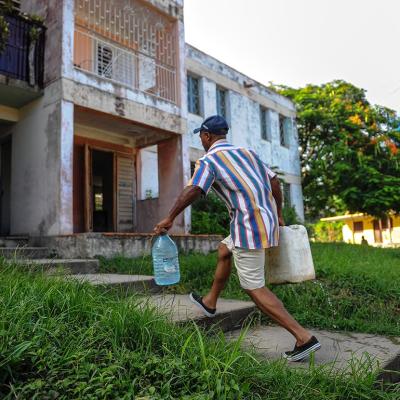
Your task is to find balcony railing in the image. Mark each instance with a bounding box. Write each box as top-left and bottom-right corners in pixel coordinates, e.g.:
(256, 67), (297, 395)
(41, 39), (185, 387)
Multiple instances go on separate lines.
(74, 27), (177, 104)
(0, 13), (45, 87)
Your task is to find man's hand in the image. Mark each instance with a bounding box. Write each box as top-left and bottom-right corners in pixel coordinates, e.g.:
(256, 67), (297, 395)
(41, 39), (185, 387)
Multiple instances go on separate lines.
(154, 217), (174, 235)
(278, 215), (285, 226)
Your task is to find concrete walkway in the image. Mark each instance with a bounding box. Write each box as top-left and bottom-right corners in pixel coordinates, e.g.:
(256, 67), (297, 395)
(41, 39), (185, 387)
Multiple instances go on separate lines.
(144, 294), (256, 331)
(60, 273), (400, 382)
(228, 325), (400, 371)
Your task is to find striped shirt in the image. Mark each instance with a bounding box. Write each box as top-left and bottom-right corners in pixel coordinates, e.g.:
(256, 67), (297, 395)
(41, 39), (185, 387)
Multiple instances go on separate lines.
(187, 140), (279, 249)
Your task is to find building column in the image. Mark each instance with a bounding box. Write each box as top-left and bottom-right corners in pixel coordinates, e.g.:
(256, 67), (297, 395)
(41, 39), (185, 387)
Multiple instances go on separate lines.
(158, 134), (188, 233)
(11, 86), (74, 236)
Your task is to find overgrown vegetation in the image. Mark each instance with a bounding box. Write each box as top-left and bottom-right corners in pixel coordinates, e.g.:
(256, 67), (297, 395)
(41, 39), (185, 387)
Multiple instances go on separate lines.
(191, 192), (230, 236)
(1, 263), (398, 399)
(100, 243), (400, 336)
(310, 220), (344, 242)
(191, 191), (302, 236)
(273, 80), (400, 220)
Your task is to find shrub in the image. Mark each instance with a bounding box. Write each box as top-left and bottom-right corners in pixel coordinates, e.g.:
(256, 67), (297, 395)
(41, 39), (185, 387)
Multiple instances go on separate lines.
(282, 204), (301, 225)
(312, 220), (344, 242)
(190, 192), (230, 235)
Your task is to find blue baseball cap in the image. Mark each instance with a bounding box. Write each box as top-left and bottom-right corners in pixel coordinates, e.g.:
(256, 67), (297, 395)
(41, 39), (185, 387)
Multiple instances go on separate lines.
(193, 115), (229, 135)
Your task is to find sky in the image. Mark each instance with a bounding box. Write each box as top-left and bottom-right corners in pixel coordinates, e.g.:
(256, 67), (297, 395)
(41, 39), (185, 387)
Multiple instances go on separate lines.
(184, 0), (400, 113)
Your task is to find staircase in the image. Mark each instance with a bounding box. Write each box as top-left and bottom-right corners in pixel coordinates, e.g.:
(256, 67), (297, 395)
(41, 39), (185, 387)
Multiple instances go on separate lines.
(0, 236), (99, 274)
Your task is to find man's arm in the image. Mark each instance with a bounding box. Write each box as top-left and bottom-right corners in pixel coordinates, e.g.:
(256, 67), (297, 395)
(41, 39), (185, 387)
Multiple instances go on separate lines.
(270, 176), (284, 226)
(153, 185), (203, 234)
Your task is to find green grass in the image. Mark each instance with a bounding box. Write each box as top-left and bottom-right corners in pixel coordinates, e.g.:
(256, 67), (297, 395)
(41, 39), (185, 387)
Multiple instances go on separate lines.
(99, 243), (400, 336)
(0, 264), (398, 399)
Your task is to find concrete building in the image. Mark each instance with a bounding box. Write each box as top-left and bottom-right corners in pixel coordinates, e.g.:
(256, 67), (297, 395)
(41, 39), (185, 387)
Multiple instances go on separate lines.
(0, 0), (303, 239)
(321, 213), (400, 247)
(185, 45), (304, 221)
(1, 0), (190, 237)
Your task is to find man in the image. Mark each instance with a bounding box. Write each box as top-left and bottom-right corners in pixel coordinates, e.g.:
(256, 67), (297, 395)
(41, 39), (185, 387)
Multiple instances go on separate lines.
(154, 115), (320, 362)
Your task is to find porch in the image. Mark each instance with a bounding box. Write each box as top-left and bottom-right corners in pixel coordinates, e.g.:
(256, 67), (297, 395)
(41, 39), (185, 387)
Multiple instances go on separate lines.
(73, 105), (187, 234)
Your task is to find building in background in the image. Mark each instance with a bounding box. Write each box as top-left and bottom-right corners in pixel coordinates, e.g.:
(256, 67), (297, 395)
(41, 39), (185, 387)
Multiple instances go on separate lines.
(0, 0), (303, 238)
(321, 213), (400, 247)
(185, 45), (304, 221)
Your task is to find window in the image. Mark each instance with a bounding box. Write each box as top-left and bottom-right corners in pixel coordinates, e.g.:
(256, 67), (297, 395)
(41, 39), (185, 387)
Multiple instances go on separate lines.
(279, 115), (291, 147)
(97, 44), (113, 79)
(216, 87), (227, 118)
(260, 106), (271, 141)
(353, 221), (364, 232)
(282, 182), (291, 207)
(187, 74), (201, 115)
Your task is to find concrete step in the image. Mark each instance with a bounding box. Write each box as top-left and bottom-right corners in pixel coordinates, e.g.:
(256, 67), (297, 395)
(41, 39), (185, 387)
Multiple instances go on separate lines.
(68, 273), (159, 293)
(143, 294), (257, 332)
(66, 274), (256, 332)
(12, 258), (99, 274)
(0, 247), (53, 259)
(0, 236), (29, 248)
(228, 325), (400, 377)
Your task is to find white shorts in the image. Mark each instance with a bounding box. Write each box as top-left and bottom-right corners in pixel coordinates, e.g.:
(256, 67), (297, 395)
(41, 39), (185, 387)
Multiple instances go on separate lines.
(221, 235), (266, 290)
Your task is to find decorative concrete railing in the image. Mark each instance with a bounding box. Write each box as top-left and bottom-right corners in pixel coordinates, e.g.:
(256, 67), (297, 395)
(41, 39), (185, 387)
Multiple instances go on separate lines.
(74, 27), (177, 104)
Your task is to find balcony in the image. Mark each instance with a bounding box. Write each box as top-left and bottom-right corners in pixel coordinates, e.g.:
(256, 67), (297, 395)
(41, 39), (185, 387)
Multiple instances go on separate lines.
(74, 0), (178, 105)
(0, 13), (45, 107)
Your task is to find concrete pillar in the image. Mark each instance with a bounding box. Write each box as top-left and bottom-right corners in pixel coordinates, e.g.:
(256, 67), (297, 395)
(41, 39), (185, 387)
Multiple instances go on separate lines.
(158, 135), (187, 233)
(11, 85), (74, 235)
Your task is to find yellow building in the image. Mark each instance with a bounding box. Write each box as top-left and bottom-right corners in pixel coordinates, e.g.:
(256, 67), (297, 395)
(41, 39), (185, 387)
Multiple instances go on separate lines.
(320, 213), (400, 247)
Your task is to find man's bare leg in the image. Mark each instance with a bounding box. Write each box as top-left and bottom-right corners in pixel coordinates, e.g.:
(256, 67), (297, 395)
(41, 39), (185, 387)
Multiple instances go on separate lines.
(201, 243), (232, 309)
(199, 245), (312, 346)
(245, 287), (311, 346)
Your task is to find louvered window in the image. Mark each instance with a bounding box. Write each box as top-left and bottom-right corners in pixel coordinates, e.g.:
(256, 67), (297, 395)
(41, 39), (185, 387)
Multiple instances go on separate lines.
(97, 44), (113, 79)
(187, 74), (201, 115)
(216, 87), (227, 118)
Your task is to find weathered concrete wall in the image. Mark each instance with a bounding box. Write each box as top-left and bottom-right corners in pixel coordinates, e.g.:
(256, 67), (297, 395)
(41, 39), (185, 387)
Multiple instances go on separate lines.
(138, 146), (159, 199)
(10, 81), (73, 235)
(59, 0), (187, 132)
(31, 233), (223, 258)
(186, 45), (304, 221)
(136, 199), (160, 233)
(158, 135), (188, 233)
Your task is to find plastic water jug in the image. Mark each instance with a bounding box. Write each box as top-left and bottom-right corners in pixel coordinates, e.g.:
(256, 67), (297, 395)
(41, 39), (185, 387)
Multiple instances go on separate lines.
(265, 225), (315, 284)
(152, 234), (180, 285)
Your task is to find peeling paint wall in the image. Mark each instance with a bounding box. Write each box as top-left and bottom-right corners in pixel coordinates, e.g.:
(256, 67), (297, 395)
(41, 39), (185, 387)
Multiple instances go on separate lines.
(32, 232), (223, 258)
(63, 0), (187, 130)
(10, 83), (74, 235)
(186, 45), (304, 221)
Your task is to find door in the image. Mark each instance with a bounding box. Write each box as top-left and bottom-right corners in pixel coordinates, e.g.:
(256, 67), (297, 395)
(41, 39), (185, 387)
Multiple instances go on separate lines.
(74, 144), (115, 233)
(116, 155), (136, 232)
(373, 220), (382, 244)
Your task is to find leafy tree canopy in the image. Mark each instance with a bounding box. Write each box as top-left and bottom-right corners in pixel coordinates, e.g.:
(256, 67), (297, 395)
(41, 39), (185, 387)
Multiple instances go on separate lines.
(273, 80), (400, 220)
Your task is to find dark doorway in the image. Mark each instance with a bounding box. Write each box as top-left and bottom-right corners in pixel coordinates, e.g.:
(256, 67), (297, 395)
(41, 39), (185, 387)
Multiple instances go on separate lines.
(92, 149), (114, 232)
(373, 219), (382, 244)
(0, 139), (11, 235)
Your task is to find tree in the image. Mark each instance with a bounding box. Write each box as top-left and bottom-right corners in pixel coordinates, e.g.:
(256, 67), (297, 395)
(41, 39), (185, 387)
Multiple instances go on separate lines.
(273, 80), (400, 220)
